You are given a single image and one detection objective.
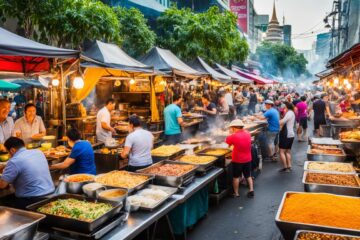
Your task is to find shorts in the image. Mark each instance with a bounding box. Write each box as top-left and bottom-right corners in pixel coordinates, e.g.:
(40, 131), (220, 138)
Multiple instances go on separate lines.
(266, 131), (278, 146)
(232, 161), (252, 178)
(279, 136), (294, 150)
(314, 118), (326, 130)
(299, 117), (308, 129)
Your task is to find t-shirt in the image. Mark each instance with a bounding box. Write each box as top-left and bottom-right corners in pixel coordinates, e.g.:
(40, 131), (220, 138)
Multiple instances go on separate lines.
(281, 110), (296, 138)
(225, 130), (252, 163)
(125, 128), (153, 167)
(1, 148), (54, 198)
(292, 98), (301, 106)
(224, 93), (234, 106)
(205, 102), (217, 121)
(96, 107), (112, 142)
(13, 116), (46, 144)
(264, 107), (280, 132)
(296, 101), (308, 119)
(313, 99), (326, 121)
(0, 117), (14, 144)
(164, 104), (182, 135)
(69, 140), (96, 175)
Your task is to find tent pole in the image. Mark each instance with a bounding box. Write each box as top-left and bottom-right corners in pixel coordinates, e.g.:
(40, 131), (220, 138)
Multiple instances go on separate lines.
(60, 65), (66, 136)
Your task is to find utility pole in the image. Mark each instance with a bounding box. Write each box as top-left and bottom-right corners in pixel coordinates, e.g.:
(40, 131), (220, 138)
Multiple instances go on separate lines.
(337, 0), (342, 55)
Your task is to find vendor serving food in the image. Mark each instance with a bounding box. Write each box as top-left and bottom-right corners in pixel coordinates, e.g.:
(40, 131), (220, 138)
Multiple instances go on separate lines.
(96, 98), (116, 143)
(13, 103), (46, 144)
(0, 99), (14, 149)
(50, 128), (96, 175)
(163, 95), (184, 145)
(121, 115), (153, 172)
(0, 137), (54, 209)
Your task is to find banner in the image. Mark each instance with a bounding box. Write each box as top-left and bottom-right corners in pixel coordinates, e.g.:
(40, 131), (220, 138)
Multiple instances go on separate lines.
(229, 0), (248, 34)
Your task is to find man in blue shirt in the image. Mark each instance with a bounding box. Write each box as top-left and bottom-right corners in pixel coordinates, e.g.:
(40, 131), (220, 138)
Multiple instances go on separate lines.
(0, 137), (54, 209)
(50, 128), (96, 175)
(254, 100), (280, 160)
(163, 95), (184, 144)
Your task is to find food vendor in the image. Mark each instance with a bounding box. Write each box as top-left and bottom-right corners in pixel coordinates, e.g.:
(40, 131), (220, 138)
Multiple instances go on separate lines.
(13, 103), (46, 144)
(50, 128), (96, 175)
(0, 99), (14, 151)
(163, 95), (184, 144)
(121, 115), (153, 172)
(195, 94), (217, 131)
(225, 119), (254, 198)
(0, 137), (54, 209)
(96, 98), (116, 143)
(339, 94), (352, 112)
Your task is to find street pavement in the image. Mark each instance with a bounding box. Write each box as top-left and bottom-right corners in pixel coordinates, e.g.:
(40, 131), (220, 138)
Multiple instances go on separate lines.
(187, 137), (309, 240)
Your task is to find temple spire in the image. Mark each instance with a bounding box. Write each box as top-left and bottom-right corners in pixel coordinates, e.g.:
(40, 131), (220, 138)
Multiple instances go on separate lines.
(264, 1), (283, 43)
(271, 1), (279, 23)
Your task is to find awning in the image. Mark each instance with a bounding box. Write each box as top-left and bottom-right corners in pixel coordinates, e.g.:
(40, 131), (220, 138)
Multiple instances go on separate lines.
(140, 47), (204, 79)
(327, 42), (360, 68)
(0, 81), (21, 91)
(232, 65), (273, 84)
(188, 57), (231, 83)
(0, 27), (79, 73)
(315, 68), (335, 79)
(8, 79), (47, 88)
(215, 64), (252, 84)
(81, 40), (153, 73)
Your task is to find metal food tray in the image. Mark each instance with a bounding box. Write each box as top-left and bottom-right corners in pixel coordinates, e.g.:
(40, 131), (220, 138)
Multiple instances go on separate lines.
(26, 194), (123, 233)
(171, 154), (218, 173)
(151, 148), (186, 162)
(302, 171), (360, 196)
(310, 137), (343, 146)
(131, 184), (178, 211)
(303, 161), (356, 174)
(94, 172), (154, 194)
(275, 191), (360, 240)
(307, 146), (346, 162)
(195, 147), (232, 167)
(330, 118), (360, 127)
(294, 230), (360, 240)
(137, 160), (198, 188)
(0, 207), (45, 240)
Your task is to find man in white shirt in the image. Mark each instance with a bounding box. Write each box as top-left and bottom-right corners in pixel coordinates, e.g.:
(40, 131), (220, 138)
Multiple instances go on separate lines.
(96, 99), (116, 143)
(0, 99), (14, 150)
(224, 88), (235, 119)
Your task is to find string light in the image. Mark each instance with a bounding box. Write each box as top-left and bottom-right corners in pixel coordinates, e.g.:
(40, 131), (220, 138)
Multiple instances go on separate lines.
(129, 79), (135, 85)
(73, 76), (84, 89)
(334, 78), (339, 85)
(52, 79), (60, 87)
(114, 80), (121, 87)
(343, 79), (349, 85)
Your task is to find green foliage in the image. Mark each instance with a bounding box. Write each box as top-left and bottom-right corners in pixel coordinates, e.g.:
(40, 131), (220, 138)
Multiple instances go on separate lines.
(253, 42), (309, 79)
(113, 7), (156, 57)
(157, 6), (249, 65)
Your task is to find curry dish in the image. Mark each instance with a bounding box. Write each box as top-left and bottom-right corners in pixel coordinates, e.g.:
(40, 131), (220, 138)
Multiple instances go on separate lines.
(306, 173), (359, 187)
(178, 155), (217, 164)
(310, 148), (343, 155)
(65, 174), (94, 183)
(307, 162), (354, 173)
(95, 171), (149, 189)
(311, 144), (340, 150)
(143, 164), (195, 176)
(297, 232), (360, 240)
(203, 149), (230, 156)
(37, 198), (112, 222)
(151, 145), (182, 157)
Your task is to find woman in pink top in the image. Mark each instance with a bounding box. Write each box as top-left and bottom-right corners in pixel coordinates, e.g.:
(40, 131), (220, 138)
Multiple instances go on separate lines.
(295, 96), (308, 141)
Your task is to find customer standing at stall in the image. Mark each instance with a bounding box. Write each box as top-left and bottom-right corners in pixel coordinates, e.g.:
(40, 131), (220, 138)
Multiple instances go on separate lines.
(308, 94), (332, 137)
(296, 96), (308, 141)
(196, 94), (217, 131)
(0, 137), (54, 209)
(0, 99), (14, 150)
(225, 119), (254, 198)
(50, 128), (96, 175)
(248, 87), (258, 114)
(13, 103), (46, 144)
(278, 102), (296, 172)
(96, 99), (116, 143)
(163, 95), (184, 145)
(121, 115), (153, 171)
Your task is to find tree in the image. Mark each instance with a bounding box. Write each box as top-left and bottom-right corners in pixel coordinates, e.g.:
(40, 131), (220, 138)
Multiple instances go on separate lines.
(157, 6), (249, 65)
(253, 42), (309, 79)
(113, 7), (156, 57)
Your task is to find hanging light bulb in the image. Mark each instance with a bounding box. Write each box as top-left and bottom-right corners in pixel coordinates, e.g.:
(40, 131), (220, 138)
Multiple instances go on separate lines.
(52, 79), (60, 87)
(160, 80), (166, 85)
(346, 83), (352, 90)
(343, 79), (349, 85)
(73, 76), (84, 89)
(325, 81), (330, 86)
(129, 79), (135, 85)
(114, 80), (121, 87)
(334, 77), (339, 85)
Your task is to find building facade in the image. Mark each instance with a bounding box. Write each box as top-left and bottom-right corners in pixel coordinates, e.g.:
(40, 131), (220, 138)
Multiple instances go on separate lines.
(316, 32), (331, 59)
(175, 0), (229, 12)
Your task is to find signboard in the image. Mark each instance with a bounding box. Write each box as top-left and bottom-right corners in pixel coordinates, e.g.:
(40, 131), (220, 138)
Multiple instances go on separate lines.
(229, 0), (248, 34)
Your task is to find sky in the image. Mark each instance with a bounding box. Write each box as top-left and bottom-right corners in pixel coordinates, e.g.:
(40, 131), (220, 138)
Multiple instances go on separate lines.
(253, 0), (333, 50)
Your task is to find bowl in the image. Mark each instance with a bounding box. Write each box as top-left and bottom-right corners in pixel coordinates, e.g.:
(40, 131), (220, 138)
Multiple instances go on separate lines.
(97, 188), (128, 202)
(82, 183), (106, 198)
(0, 154), (9, 162)
(41, 143), (52, 150)
(64, 174), (95, 194)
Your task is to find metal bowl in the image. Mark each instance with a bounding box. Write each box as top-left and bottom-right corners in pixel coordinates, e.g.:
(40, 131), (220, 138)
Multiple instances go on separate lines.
(82, 183), (106, 199)
(97, 188), (128, 203)
(64, 174), (95, 194)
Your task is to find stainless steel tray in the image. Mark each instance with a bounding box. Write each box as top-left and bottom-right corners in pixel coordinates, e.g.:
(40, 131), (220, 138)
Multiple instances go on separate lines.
(94, 172), (154, 194)
(303, 161), (356, 174)
(275, 191), (360, 240)
(171, 155), (218, 173)
(137, 160), (198, 188)
(330, 118), (360, 127)
(129, 184), (178, 211)
(26, 194), (123, 233)
(0, 207), (45, 240)
(307, 146), (346, 162)
(151, 149), (186, 162)
(302, 171), (360, 196)
(294, 230), (360, 240)
(310, 137), (342, 145)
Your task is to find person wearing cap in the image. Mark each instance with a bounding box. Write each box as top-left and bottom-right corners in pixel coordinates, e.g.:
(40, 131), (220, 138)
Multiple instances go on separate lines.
(121, 115), (153, 172)
(225, 119), (254, 198)
(308, 94), (332, 137)
(253, 99), (280, 161)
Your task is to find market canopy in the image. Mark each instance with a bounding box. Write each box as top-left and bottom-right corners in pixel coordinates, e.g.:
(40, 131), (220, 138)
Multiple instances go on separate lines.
(81, 40), (153, 73)
(215, 64), (252, 84)
(0, 27), (79, 73)
(8, 79), (47, 88)
(327, 42), (360, 69)
(140, 47), (204, 79)
(188, 57), (231, 83)
(232, 65), (273, 85)
(0, 81), (21, 91)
